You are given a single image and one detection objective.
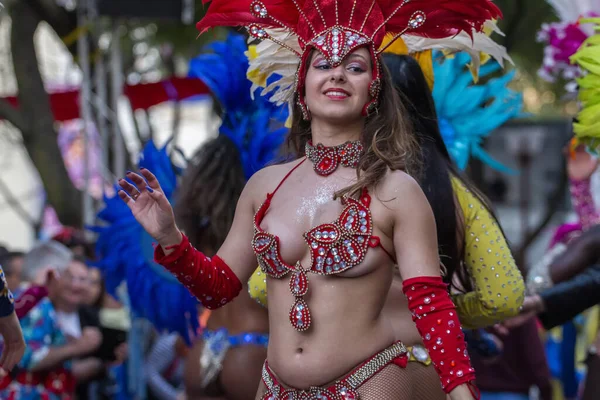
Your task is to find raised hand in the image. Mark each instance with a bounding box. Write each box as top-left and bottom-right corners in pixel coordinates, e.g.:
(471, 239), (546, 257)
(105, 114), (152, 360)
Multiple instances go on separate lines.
(118, 169), (182, 247)
(566, 144), (599, 181)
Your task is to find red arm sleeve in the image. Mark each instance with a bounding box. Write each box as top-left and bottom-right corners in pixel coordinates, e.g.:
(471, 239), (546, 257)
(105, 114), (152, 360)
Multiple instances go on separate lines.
(154, 234), (242, 309)
(403, 275), (478, 396)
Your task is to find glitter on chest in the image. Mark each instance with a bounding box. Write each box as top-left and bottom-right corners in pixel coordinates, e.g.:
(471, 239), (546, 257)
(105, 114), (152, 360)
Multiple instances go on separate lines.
(295, 183), (338, 223)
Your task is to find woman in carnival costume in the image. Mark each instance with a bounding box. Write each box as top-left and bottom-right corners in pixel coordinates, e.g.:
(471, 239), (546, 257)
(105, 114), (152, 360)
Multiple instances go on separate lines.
(176, 33), (287, 400)
(247, 26), (525, 397)
(118, 0), (505, 398)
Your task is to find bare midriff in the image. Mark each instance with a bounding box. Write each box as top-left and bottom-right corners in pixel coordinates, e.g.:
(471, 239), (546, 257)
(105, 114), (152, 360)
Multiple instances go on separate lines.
(265, 262), (396, 388)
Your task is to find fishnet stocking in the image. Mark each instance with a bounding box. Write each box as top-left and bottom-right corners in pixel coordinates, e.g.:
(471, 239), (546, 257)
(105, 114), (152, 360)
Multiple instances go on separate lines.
(357, 362), (445, 400)
(254, 362), (445, 400)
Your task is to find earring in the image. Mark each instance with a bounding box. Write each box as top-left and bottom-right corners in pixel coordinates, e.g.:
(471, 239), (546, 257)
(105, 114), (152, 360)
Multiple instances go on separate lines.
(362, 99), (378, 117)
(299, 99), (311, 121)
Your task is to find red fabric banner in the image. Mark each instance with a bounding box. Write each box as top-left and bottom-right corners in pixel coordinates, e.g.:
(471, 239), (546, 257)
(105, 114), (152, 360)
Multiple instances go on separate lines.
(1, 77), (209, 122)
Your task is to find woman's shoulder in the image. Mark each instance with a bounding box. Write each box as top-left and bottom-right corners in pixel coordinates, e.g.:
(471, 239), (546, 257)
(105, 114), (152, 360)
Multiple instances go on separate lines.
(244, 158), (305, 198)
(374, 169), (430, 212)
(377, 169), (423, 198)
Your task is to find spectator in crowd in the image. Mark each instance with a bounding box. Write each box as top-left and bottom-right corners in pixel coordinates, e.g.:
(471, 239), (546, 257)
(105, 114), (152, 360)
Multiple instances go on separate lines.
(0, 255), (102, 399)
(77, 266), (129, 399)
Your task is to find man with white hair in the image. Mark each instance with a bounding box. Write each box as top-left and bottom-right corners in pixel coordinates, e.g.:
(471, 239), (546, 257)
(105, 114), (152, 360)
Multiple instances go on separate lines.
(0, 241), (103, 399)
(14, 240), (73, 319)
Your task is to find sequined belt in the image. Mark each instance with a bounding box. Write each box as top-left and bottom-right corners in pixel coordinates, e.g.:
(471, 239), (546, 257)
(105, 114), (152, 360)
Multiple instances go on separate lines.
(202, 328), (269, 348)
(201, 328), (269, 389)
(260, 341), (411, 399)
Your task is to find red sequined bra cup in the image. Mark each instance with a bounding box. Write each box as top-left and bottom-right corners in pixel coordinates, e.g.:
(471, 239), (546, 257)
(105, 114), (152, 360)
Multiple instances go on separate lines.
(252, 158), (394, 331)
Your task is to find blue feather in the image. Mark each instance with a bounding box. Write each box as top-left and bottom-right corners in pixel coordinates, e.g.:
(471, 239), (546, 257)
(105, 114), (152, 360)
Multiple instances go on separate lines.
(93, 33), (289, 344)
(432, 51), (523, 174)
(93, 141), (199, 344)
(188, 32), (288, 179)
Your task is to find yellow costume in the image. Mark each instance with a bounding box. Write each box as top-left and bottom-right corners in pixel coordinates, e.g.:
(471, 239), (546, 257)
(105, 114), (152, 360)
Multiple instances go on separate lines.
(248, 267), (268, 308)
(247, 176), (525, 328)
(450, 177), (524, 328)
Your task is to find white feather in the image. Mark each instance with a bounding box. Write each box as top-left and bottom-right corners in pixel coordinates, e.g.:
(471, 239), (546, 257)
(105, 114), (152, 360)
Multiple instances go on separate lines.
(546, 0), (600, 22)
(402, 24), (512, 68)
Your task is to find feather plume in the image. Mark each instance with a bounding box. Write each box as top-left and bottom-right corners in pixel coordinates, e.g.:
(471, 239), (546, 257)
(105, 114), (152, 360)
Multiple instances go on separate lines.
(93, 34), (289, 344)
(433, 51), (524, 172)
(93, 141), (199, 344)
(189, 33), (288, 178)
(536, 0), (599, 86)
(382, 0), (502, 39)
(546, 0), (598, 27)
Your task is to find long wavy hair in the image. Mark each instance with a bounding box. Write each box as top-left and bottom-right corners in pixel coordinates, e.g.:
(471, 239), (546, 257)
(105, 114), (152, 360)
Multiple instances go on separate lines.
(383, 53), (501, 291)
(286, 51), (422, 199)
(174, 134), (246, 255)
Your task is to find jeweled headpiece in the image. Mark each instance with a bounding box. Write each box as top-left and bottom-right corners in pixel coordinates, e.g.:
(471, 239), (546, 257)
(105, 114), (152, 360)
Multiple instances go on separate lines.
(198, 0), (503, 117)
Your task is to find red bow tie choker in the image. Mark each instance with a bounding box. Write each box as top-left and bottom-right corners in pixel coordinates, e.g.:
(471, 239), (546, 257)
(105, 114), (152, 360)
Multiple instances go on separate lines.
(305, 140), (364, 176)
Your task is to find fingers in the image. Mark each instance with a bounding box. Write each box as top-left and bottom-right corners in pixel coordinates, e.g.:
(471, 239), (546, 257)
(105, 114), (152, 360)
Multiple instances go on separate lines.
(117, 168), (166, 207)
(139, 168), (164, 192)
(492, 323), (509, 337)
(119, 178), (142, 198)
(118, 190), (134, 207)
(126, 171), (150, 192)
(145, 185), (172, 211)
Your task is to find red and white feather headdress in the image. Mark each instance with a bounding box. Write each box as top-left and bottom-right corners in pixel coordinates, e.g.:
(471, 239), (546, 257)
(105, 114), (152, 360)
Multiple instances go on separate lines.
(197, 0), (503, 117)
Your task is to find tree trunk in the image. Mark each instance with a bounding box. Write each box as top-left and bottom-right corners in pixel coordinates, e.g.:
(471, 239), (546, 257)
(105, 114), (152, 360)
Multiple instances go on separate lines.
(9, 1), (83, 226)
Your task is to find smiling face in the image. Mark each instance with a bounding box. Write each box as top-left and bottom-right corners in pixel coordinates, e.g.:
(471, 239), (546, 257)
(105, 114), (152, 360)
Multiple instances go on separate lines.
(303, 47), (373, 124)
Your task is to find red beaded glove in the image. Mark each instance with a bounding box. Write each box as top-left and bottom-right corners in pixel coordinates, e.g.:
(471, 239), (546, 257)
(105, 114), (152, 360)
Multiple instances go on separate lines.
(403, 275), (477, 395)
(154, 233), (242, 309)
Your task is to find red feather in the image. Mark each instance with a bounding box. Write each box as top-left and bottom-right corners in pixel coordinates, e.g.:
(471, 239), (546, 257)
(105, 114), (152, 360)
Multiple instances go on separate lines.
(197, 0), (300, 33)
(381, 0), (501, 39)
(196, 0), (503, 50)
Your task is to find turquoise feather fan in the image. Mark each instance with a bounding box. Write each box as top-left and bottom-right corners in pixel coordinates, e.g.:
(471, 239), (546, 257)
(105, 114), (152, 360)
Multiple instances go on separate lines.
(433, 51), (524, 173)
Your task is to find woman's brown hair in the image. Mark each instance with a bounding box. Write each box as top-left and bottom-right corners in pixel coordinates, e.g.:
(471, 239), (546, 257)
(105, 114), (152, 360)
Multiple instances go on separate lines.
(174, 135), (246, 255)
(286, 55), (422, 198)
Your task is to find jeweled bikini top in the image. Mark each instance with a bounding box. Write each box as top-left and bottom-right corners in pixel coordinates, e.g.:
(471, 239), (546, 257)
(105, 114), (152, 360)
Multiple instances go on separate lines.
(251, 155), (394, 331)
